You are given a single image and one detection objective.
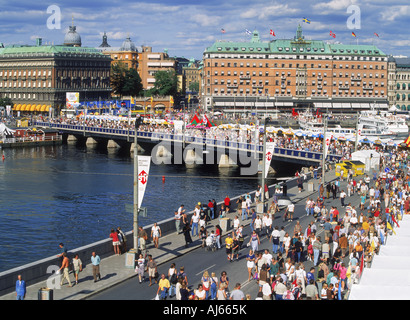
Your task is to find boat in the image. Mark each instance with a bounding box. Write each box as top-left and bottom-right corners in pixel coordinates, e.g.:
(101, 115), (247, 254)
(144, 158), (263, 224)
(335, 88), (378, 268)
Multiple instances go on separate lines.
(358, 109), (409, 139)
(297, 107), (407, 139)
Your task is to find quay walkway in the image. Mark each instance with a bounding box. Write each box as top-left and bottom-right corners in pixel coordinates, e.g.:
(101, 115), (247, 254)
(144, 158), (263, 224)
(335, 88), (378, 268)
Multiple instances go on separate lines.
(1, 168), (339, 300)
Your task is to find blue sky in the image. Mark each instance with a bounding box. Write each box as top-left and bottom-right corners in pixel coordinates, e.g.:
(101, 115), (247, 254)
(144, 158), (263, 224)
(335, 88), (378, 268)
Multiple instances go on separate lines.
(0, 0), (409, 59)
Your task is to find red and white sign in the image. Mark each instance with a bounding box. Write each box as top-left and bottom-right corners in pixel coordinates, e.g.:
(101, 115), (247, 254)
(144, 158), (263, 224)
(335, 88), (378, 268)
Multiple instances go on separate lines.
(137, 156), (151, 208)
(264, 142), (275, 178)
(324, 133), (333, 158)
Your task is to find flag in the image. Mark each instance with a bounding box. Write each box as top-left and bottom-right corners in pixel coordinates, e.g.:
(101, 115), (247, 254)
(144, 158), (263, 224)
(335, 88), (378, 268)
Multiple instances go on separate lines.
(404, 135), (410, 147)
(329, 31), (336, 38)
(352, 32), (357, 37)
(150, 96), (153, 105)
(131, 97), (135, 105)
(387, 221), (396, 235)
(170, 96), (174, 105)
(392, 214), (400, 228)
(374, 32), (379, 38)
(379, 229), (384, 245)
(221, 28), (226, 33)
(245, 29), (252, 35)
(292, 108), (299, 117)
(302, 17), (311, 24)
(337, 280), (342, 300)
(270, 29), (276, 37)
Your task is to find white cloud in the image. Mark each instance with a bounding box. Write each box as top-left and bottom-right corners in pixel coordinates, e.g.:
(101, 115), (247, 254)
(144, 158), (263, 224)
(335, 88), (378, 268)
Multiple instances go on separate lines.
(240, 4), (299, 19)
(380, 5), (410, 22)
(313, 0), (358, 11)
(189, 14), (221, 27)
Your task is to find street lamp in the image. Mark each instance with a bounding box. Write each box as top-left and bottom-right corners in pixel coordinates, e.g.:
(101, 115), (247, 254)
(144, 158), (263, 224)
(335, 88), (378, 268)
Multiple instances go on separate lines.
(133, 115), (143, 250)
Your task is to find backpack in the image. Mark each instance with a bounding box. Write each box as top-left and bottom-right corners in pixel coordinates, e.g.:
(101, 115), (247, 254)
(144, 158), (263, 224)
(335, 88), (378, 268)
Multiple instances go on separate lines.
(170, 272), (177, 285)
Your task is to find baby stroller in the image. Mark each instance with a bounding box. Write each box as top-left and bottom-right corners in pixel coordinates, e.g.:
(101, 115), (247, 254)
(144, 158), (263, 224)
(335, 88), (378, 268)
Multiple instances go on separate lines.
(205, 235), (217, 252)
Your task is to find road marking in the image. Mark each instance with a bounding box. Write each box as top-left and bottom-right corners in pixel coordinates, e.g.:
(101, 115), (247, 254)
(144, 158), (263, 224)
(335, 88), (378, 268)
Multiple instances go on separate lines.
(195, 264), (216, 276)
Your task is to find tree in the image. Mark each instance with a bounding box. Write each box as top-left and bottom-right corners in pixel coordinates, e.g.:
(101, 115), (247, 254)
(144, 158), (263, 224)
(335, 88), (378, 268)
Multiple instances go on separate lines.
(0, 97), (13, 108)
(110, 63), (143, 98)
(149, 70), (178, 97)
(111, 63), (127, 97)
(123, 68), (143, 97)
(188, 81), (199, 93)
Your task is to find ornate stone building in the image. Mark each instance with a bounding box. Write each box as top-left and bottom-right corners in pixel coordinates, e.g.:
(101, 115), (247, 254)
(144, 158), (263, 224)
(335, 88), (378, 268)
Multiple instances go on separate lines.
(388, 56), (410, 111)
(0, 25), (112, 115)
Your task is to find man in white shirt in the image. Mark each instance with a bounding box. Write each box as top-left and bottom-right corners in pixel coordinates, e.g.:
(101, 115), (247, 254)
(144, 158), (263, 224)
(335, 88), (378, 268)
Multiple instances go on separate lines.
(340, 190), (347, 207)
(270, 226), (281, 254)
(191, 210), (200, 237)
(262, 249), (273, 266)
(286, 203), (295, 221)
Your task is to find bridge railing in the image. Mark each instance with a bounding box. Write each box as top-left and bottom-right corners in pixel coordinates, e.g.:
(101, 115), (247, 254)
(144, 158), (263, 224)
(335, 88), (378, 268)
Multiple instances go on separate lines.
(34, 122), (342, 162)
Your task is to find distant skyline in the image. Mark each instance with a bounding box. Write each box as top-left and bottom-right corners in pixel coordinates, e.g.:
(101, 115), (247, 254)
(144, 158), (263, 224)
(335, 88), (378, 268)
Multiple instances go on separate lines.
(0, 0), (409, 59)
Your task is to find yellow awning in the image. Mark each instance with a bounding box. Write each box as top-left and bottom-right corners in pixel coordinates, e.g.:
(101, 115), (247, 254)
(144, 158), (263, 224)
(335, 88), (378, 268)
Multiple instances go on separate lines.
(25, 104), (31, 112)
(30, 105), (36, 112)
(15, 104), (21, 111)
(35, 104), (42, 112)
(21, 104), (27, 111)
(40, 105), (47, 112)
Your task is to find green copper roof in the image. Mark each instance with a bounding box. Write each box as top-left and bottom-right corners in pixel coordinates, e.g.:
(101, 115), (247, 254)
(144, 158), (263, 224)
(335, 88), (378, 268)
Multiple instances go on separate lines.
(205, 25), (386, 57)
(0, 45), (105, 56)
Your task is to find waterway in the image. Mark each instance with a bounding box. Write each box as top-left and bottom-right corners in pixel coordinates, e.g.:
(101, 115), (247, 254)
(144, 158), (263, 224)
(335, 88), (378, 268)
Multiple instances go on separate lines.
(0, 143), (300, 272)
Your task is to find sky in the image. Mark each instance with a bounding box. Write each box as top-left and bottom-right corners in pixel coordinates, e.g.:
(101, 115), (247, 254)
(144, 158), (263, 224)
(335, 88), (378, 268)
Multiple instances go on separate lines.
(0, 0), (409, 60)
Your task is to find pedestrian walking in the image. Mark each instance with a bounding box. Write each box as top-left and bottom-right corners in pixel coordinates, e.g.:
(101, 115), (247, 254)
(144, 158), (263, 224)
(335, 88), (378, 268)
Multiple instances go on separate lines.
(248, 230), (260, 252)
(151, 222), (161, 248)
(230, 283), (245, 300)
(15, 275), (26, 300)
(91, 251), (101, 283)
(109, 228), (121, 256)
(168, 263), (178, 298)
(72, 253), (83, 285)
(138, 226), (148, 253)
(246, 249), (256, 281)
(135, 253), (145, 284)
(147, 255), (158, 286)
(174, 210), (181, 234)
(59, 252), (72, 287)
(157, 274), (170, 300)
(183, 223), (192, 248)
(117, 227), (127, 253)
(57, 242), (67, 261)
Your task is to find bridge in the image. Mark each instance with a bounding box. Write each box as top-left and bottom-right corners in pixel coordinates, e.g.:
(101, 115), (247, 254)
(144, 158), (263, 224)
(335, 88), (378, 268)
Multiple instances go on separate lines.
(34, 121), (343, 169)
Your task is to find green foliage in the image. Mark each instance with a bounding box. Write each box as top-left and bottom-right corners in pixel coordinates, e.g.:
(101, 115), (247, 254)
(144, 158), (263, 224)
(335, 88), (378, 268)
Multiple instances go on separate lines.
(188, 81), (199, 93)
(0, 97), (13, 108)
(110, 63), (143, 97)
(149, 70), (178, 97)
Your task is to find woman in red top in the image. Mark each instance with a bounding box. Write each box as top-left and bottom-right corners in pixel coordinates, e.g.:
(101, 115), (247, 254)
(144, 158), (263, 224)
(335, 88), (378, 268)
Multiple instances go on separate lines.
(110, 229), (121, 256)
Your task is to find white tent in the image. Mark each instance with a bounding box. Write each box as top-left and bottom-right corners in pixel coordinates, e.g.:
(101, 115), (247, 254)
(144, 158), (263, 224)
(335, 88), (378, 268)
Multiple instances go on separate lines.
(0, 123), (15, 137)
(351, 150), (381, 172)
(349, 215), (410, 300)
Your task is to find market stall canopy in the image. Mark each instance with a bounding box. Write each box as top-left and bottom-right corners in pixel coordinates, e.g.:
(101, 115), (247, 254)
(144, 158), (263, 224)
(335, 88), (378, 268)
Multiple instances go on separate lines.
(349, 215), (410, 300)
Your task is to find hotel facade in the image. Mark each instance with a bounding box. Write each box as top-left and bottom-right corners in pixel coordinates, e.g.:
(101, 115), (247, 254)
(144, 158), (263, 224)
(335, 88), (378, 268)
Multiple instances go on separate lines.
(201, 25), (389, 114)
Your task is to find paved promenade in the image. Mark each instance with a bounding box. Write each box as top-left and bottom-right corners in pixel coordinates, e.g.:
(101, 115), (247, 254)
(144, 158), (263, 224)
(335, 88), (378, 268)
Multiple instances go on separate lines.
(1, 169), (338, 300)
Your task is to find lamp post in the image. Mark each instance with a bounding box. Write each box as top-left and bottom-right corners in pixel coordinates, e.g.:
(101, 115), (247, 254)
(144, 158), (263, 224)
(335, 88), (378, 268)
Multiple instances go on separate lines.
(322, 115), (328, 187)
(133, 116), (142, 250)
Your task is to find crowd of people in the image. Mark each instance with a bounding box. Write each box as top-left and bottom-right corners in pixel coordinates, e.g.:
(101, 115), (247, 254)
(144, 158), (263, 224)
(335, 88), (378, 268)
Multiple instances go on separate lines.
(139, 147), (407, 301)
(38, 114), (391, 163)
